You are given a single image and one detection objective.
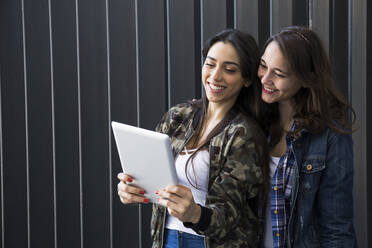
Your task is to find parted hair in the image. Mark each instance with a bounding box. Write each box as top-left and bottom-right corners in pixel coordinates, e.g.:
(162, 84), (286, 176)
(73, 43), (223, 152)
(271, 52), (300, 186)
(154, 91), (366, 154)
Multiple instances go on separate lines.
(187, 29), (270, 210)
(262, 26), (355, 146)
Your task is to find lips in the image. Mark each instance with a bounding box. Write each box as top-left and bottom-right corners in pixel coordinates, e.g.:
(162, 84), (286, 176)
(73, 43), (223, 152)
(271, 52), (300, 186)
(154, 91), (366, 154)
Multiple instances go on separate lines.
(207, 82), (227, 93)
(262, 86), (277, 95)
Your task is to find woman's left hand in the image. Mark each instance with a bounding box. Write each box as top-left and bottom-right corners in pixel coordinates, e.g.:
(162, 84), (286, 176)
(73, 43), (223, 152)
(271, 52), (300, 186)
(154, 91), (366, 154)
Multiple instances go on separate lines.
(157, 185), (201, 224)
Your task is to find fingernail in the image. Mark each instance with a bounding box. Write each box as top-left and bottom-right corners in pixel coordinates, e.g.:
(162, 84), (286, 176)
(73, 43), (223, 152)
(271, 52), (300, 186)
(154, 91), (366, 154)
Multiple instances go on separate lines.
(127, 177), (133, 183)
(155, 190), (159, 195)
(144, 198), (149, 203)
(139, 190), (145, 195)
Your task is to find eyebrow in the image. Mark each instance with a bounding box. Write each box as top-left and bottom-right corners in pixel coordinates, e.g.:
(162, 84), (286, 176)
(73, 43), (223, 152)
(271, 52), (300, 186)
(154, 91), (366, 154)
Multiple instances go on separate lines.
(260, 58), (290, 75)
(206, 56), (240, 68)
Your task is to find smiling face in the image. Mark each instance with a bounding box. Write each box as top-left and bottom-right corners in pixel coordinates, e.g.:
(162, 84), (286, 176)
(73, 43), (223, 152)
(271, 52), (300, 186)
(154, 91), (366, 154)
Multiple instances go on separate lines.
(202, 41), (249, 109)
(258, 41), (302, 106)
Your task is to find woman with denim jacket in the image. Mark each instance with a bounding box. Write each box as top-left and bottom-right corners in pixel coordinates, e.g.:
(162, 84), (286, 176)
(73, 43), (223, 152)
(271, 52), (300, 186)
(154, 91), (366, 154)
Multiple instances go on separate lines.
(117, 29), (270, 248)
(258, 26), (358, 248)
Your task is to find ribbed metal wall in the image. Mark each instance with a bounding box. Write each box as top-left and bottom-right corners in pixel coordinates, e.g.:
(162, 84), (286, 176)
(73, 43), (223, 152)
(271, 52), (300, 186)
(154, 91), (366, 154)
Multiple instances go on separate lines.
(0, 0), (368, 247)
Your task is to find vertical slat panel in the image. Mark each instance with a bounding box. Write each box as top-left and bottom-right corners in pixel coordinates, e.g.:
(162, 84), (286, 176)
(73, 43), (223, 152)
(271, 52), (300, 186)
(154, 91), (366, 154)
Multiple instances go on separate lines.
(51, 0), (81, 247)
(351, 0), (367, 246)
(202, 0), (227, 95)
(109, 0), (140, 247)
(330, 0), (349, 99)
(202, 0), (227, 43)
(292, 0), (308, 26)
(23, 0), (55, 246)
(258, 0), (271, 49)
(105, 1), (113, 246)
(194, 0), (204, 99)
(368, 1), (372, 246)
(226, 0), (235, 29)
(312, 1), (330, 54)
(137, 1), (167, 247)
(0, 1), (29, 247)
(271, 0), (292, 34)
(194, 0), (202, 99)
(0, 69), (3, 248)
(168, 1), (197, 106)
(137, 0), (167, 130)
(0, 1), (370, 247)
(236, 0), (259, 42)
(0, 68), (3, 248)
(78, 0), (111, 247)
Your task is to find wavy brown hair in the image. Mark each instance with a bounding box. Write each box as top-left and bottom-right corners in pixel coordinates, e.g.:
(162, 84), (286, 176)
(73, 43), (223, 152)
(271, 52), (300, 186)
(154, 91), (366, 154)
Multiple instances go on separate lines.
(186, 29), (270, 210)
(262, 26), (356, 146)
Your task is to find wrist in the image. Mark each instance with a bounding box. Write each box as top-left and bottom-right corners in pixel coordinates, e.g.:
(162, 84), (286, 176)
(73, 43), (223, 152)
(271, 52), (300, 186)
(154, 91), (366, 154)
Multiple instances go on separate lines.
(183, 204), (212, 232)
(191, 204), (201, 224)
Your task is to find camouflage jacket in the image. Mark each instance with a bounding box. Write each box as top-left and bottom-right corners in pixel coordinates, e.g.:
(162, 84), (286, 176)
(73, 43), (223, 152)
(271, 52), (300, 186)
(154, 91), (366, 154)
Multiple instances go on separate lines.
(151, 101), (264, 248)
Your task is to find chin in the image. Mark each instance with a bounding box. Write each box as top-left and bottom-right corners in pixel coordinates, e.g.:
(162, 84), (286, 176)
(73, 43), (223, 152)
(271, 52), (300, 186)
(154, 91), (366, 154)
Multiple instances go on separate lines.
(261, 95), (277, 104)
(206, 96), (221, 103)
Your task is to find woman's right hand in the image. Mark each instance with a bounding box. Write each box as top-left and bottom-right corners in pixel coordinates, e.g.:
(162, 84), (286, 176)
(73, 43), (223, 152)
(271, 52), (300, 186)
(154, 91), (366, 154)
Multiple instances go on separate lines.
(117, 173), (149, 204)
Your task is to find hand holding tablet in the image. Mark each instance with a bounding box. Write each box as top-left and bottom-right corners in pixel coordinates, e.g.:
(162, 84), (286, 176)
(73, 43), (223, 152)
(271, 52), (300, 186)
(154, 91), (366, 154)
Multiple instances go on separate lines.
(112, 121), (178, 203)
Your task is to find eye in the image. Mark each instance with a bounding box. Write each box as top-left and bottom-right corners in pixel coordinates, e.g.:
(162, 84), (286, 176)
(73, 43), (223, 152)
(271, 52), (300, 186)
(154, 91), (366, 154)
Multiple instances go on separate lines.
(259, 63), (267, 70)
(274, 72), (286, 78)
(204, 61), (214, 68)
(225, 67), (237, 73)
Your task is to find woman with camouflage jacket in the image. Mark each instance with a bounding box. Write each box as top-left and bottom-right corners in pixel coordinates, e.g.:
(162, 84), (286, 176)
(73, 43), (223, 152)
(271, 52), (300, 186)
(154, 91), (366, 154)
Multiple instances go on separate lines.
(117, 29), (270, 248)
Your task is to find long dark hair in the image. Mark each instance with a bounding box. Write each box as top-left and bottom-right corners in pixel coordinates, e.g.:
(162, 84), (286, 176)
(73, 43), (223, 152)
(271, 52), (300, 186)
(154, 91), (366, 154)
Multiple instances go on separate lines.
(261, 26), (356, 146)
(186, 29), (270, 209)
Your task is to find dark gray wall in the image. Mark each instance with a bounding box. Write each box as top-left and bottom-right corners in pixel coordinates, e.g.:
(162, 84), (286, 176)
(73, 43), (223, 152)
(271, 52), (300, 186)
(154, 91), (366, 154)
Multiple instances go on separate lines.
(0, 0), (369, 247)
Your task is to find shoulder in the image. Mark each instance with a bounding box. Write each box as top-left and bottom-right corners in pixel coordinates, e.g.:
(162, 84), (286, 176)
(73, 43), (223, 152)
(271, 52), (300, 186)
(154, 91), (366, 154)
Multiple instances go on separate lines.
(302, 126), (353, 147)
(156, 99), (201, 133)
(297, 127), (353, 163)
(226, 113), (264, 142)
(219, 113), (266, 158)
(166, 100), (200, 120)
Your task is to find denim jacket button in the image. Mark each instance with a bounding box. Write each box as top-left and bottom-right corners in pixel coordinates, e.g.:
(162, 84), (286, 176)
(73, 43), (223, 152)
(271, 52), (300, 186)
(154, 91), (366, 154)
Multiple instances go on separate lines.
(306, 164), (312, 170)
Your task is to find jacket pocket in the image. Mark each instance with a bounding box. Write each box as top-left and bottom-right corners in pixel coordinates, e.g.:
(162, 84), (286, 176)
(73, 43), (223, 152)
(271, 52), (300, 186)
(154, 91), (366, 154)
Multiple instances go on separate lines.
(300, 158), (325, 193)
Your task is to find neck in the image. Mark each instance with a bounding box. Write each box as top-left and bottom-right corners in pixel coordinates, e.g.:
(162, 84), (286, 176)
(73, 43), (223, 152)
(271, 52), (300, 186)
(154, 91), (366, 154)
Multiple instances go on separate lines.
(206, 100), (234, 123)
(279, 99), (295, 131)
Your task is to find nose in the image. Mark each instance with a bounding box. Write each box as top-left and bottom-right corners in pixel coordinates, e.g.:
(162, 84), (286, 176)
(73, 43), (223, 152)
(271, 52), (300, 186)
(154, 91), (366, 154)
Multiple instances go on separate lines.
(259, 68), (273, 84)
(210, 67), (223, 82)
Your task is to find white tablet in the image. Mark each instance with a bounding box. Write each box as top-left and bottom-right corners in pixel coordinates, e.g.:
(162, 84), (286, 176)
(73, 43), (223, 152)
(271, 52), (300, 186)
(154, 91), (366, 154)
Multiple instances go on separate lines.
(111, 121), (178, 203)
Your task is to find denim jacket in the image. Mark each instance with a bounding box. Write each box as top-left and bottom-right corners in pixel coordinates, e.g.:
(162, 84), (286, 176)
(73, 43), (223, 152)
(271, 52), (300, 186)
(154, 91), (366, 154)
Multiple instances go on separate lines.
(287, 127), (358, 247)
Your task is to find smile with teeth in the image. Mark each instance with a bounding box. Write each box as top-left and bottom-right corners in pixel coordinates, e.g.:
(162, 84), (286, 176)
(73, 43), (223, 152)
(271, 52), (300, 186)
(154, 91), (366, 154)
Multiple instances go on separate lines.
(208, 82), (226, 91)
(263, 86), (277, 94)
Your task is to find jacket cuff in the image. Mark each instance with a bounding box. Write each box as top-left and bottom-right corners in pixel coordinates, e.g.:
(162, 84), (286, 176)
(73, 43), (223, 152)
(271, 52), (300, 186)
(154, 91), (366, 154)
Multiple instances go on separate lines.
(183, 204), (212, 232)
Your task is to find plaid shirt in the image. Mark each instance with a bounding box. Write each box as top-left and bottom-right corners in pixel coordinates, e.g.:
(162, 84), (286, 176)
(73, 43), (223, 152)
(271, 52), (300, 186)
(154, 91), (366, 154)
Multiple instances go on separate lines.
(269, 124), (297, 248)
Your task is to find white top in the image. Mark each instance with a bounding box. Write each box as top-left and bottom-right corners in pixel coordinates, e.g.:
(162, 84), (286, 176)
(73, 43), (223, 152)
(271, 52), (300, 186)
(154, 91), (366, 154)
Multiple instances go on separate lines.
(165, 147), (210, 236)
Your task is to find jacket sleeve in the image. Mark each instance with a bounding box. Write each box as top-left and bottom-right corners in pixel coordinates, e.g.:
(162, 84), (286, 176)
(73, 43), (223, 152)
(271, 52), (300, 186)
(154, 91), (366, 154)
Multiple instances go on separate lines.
(317, 133), (358, 247)
(191, 127), (264, 239)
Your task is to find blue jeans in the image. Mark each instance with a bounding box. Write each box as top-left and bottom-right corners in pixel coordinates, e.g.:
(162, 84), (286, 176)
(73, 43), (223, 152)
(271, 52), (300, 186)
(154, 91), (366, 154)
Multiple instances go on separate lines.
(164, 228), (205, 248)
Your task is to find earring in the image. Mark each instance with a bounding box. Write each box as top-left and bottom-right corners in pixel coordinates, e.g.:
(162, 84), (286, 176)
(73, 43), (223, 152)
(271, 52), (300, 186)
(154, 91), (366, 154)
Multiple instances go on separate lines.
(244, 81), (252, 87)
